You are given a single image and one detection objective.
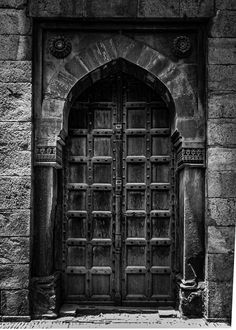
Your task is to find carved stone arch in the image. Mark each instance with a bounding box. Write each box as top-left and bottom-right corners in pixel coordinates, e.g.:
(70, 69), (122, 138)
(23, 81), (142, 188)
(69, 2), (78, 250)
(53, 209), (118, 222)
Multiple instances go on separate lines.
(38, 34), (199, 153)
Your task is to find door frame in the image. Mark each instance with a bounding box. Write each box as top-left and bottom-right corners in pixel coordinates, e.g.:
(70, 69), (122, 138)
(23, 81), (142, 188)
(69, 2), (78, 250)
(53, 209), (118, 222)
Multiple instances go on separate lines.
(31, 20), (206, 317)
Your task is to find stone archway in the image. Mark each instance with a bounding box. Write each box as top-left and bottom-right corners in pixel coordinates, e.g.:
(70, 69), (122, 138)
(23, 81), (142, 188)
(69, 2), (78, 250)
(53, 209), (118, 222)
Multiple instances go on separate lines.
(32, 35), (205, 318)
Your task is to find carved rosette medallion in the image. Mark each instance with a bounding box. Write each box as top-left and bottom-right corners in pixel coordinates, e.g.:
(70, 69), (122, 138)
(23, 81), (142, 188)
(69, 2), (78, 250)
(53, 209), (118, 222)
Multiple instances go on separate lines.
(49, 36), (72, 59)
(173, 36), (192, 58)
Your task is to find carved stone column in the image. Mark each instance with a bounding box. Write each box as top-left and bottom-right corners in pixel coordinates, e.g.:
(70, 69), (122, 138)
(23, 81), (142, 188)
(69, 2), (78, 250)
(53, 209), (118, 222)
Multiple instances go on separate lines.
(31, 142), (63, 318)
(172, 132), (205, 317)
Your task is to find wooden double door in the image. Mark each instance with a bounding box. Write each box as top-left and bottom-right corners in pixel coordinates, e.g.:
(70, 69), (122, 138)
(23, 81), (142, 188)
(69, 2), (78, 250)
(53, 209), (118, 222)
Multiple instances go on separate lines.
(64, 74), (175, 306)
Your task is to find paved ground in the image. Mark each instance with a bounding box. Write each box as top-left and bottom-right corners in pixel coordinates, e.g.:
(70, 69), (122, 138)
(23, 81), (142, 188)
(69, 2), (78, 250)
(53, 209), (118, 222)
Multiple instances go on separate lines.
(0, 313), (230, 329)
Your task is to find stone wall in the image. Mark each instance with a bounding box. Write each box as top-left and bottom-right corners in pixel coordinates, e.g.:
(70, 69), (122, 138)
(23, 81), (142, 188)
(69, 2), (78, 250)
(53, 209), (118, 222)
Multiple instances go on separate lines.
(206, 1), (236, 320)
(0, 0), (32, 321)
(0, 0), (235, 322)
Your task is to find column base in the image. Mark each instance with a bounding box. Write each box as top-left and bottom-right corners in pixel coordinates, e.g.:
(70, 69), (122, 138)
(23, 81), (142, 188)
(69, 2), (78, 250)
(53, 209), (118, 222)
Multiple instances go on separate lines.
(178, 281), (205, 318)
(31, 272), (61, 319)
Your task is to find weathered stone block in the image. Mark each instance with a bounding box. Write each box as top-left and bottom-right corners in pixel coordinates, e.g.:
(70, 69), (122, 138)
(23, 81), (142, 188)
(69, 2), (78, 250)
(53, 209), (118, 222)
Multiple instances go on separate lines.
(208, 148), (236, 171)
(0, 237), (30, 263)
(180, 0), (215, 17)
(41, 97), (64, 119)
(0, 177), (31, 209)
(205, 281), (233, 319)
(208, 171), (236, 198)
(0, 210), (30, 236)
(208, 226), (235, 254)
(208, 93), (236, 119)
(0, 264), (29, 289)
(0, 83), (32, 121)
(208, 65), (236, 91)
(0, 9), (31, 35)
(208, 38), (236, 65)
(0, 0), (26, 8)
(0, 35), (32, 60)
(86, 0), (137, 17)
(207, 198), (236, 226)
(138, 0), (179, 17)
(211, 10), (236, 38)
(0, 122), (31, 152)
(0, 150), (31, 176)
(216, 0), (236, 10)
(177, 119), (204, 139)
(206, 254), (234, 282)
(208, 119), (236, 147)
(0, 61), (31, 83)
(1, 289), (29, 316)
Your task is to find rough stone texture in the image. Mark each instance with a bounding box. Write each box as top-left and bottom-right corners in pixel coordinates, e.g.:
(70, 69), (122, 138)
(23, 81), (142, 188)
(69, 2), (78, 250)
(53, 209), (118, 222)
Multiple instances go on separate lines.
(0, 122), (31, 152)
(0, 9), (31, 34)
(0, 264), (29, 289)
(0, 61), (31, 83)
(0, 177), (31, 209)
(0, 237), (30, 263)
(1, 289), (29, 316)
(208, 148), (236, 171)
(207, 198), (236, 226)
(208, 119), (236, 147)
(208, 65), (236, 91)
(208, 38), (236, 65)
(0, 150), (31, 176)
(205, 281), (233, 319)
(0, 83), (32, 121)
(138, 0), (179, 17)
(0, 35), (32, 61)
(208, 226), (235, 254)
(208, 171), (236, 198)
(0, 210), (30, 236)
(0, 0), (27, 9)
(216, 0), (236, 9)
(180, 0), (215, 17)
(206, 254), (234, 282)
(208, 93), (236, 119)
(86, 0), (138, 17)
(211, 10), (236, 38)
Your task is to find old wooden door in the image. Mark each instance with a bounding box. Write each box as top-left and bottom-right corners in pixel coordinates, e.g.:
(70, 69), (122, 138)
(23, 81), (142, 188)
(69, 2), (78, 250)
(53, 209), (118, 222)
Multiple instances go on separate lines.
(64, 74), (175, 306)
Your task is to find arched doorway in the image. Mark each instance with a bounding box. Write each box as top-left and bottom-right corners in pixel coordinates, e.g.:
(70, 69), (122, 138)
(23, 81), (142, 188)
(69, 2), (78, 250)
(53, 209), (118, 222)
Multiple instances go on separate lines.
(63, 71), (176, 306)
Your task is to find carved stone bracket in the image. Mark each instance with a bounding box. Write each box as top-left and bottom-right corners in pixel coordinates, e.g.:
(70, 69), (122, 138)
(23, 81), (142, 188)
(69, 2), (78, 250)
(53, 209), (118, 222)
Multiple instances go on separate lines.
(31, 272), (61, 319)
(171, 131), (205, 169)
(35, 144), (62, 168)
(177, 148), (205, 167)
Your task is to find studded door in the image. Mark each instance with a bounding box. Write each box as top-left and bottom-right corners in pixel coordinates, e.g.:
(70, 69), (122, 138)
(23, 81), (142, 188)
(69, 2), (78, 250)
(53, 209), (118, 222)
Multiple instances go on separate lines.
(64, 74), (175, 305)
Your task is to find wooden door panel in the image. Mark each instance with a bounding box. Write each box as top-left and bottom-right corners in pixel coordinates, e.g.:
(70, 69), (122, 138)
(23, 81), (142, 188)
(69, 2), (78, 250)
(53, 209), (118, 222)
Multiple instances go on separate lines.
(93, 137), (111, 156)
(68, 190), (87, 210)
(127, 190), (146, 210)
(68, 217), (86, 238)
(151, 217), (171, 238)
(127, 163), (145, 183)
(127, 136), (146, 156)
(92, 216), (111, 239)
(69, 164), (87, 183)
(93, 163), (111, 183)
(151, 190), (170, 210)
(127, 107), (146, 128)
(65, 75), (174, 305)
(126, 216), (145, 238)
(70, 136), (87, 156)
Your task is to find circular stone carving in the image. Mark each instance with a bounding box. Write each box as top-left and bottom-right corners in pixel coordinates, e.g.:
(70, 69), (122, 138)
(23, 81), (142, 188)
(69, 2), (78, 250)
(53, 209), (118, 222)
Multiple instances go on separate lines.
(49, 36), (72, 59)
(173, 36), (192, 58)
